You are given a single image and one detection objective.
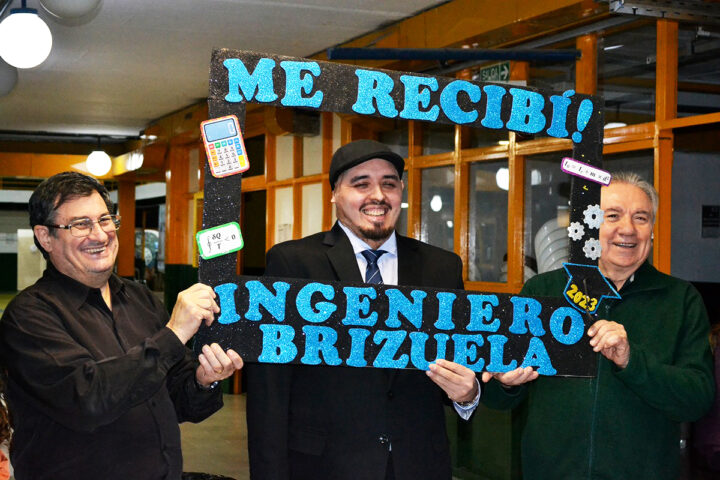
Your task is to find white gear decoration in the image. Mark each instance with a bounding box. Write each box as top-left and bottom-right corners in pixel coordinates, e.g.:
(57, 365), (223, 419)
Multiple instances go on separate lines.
(583, 204), (604, 230)
(582, 238), (601, 260)
(567, 222), (585, 241)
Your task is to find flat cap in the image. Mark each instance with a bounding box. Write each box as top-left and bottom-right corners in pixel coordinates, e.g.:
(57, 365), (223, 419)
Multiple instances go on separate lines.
(329, 140), (404, 189)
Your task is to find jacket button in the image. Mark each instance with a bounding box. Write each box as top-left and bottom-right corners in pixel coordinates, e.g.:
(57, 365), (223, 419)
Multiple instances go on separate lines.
(378, 434), (389, 445)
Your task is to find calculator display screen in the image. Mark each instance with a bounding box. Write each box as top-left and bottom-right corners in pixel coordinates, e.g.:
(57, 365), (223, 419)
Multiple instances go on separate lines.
(203, 118), (238, 142)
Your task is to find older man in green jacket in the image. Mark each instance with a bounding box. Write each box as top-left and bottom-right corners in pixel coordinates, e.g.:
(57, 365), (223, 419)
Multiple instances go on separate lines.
(482, 172), (714, 480)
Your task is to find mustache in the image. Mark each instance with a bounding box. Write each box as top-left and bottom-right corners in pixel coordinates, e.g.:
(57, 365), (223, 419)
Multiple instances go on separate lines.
(361, 200), (392, 209)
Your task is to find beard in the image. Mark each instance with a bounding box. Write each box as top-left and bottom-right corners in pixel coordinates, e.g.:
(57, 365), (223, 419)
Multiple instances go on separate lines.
(358, 223), (395, 242)
(357, 201), (396, 241)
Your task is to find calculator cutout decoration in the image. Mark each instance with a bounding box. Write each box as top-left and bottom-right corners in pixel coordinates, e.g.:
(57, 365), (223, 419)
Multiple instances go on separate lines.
(200, 115), (250, 178)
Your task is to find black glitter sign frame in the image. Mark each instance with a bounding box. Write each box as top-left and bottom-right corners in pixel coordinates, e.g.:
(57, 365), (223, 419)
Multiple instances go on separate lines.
(195, 49), (608, 377)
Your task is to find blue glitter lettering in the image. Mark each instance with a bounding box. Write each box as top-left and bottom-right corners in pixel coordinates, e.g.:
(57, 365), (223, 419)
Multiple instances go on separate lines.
(521, 337), (556, 375)
(301, 325), (341, 366)
(279, 61), (323, 108)
(384, 288), (427, 329)
(399, 75), (439, 121)
(434, 333), (449, 360)
(224, 58), (278, 103)
(214, 282), (240, 325)
(244, 280), (289, 322)
(452, 334), (485, 372)
(434, 292), (457, 330)
(341, 286), (378, 327)
(352, 69), (398, 118)
(440, 80), (481, 124)
(466, 294), (500, 332)
(346, 328), (371, 367)
(506, 88), (546, 134)
(486, 334), (517, 372)
(509, 296), (546, 336)
(409, 331), (430, 369)
(572, 99), (594, 143)
(295, 282), (336, 323)
(546, 90), (573, 138)
(373, 330), (408, 368)
(480, 85), (506, 129)
(258, 324), (297, 363)
(549, 307), (584, 345)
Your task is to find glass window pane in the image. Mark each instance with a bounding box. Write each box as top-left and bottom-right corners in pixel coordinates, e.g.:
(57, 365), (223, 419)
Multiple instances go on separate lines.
(676, 23), (720, 118)
(379, 121), (409, 159)
(525, 151), (572, 276)
(274, 186), (293, 244)
(396, 171), (409, 236)
(303, 128), (322, 176)
(468, 161), (508, 282)
(301, 183), (323, 237)
(599, 23), (656, 126)
(604, 150), (653, 183)
(420, 166), (454, 251)
(276, 135), (294, 180)
(242, 191), (266, 276)
(467, 128), (510, 149)
(244, 135), (265, 177)
(422, 123), (454, 155)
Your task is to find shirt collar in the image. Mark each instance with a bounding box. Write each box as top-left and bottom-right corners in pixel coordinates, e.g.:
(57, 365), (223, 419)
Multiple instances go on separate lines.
(44, 261), (124, 309)
(337, 221), (397, 257)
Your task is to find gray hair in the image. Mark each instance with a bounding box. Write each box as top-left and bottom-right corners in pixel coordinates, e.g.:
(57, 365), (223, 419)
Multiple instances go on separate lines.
(609, 171), (658, 223)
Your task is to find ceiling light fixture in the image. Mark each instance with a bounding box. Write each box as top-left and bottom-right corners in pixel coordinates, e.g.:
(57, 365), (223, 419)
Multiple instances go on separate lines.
(0, 0), (53, 69)
(39, 0), (101, 19)
(86, 137), (112, 177)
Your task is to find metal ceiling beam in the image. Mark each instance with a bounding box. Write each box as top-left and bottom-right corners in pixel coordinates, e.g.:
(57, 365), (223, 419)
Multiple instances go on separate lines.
(608, 0), (720, 25)
(326, 47), (580, 63)
(428, 16), (637, 76)
(0, 130), (137, 144)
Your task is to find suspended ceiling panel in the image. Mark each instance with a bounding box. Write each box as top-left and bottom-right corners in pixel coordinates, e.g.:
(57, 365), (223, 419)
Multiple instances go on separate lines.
(0, 0), (448, 137)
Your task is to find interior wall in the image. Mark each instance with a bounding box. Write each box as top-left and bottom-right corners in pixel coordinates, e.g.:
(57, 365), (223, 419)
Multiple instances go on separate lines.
(0, 208), (28, 291)
(671, 151), (720, 282)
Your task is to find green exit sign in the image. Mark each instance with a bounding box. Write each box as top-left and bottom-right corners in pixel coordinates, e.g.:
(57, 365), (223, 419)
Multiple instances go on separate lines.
(478, 61), (510, 82)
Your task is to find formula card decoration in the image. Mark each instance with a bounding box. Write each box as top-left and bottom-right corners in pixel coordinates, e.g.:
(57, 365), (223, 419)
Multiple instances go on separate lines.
(196, 49), (610, 377)
(200, 114), (250, 178)
(196, 221), (244, 260)
(561, 157), (611, 186)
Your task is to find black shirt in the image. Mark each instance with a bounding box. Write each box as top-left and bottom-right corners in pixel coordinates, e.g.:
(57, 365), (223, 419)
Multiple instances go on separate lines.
(0, 263), (223, 480)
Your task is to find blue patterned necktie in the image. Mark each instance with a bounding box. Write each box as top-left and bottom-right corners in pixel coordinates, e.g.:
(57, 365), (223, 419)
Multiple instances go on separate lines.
(361, 249), (387, 285)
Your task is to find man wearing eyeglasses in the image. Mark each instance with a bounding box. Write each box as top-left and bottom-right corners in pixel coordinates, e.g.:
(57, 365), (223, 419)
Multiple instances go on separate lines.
(0, 171), (244, 480)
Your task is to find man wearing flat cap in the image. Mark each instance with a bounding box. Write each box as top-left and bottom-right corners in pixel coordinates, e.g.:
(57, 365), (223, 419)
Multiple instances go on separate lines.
(246, 139), (479, 480)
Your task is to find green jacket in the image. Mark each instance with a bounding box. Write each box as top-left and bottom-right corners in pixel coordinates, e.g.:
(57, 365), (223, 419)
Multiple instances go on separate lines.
(482, 262), (714, 480)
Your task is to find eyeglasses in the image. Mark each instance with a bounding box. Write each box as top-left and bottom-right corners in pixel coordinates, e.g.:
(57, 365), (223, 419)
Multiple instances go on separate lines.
(46, 214), (121, 238)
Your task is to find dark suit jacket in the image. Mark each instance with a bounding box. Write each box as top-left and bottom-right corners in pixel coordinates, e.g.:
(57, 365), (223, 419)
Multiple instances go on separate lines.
(246, 222), (464, 480)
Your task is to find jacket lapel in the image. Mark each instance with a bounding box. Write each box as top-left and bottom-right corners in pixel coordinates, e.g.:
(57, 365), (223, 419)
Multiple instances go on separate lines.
(397, 234), (422, 286)
(324, 222), (364, 283)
